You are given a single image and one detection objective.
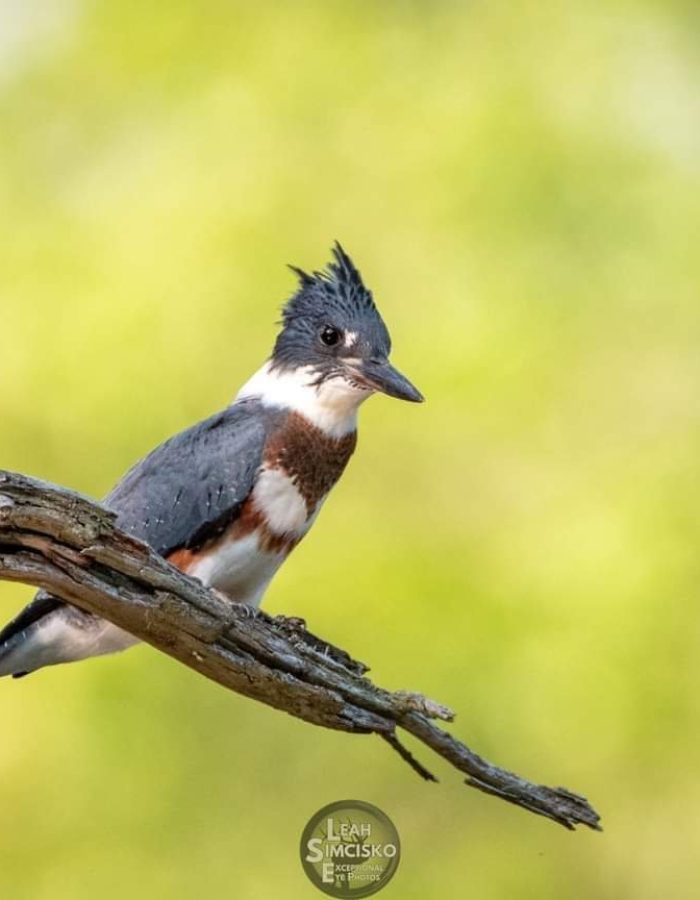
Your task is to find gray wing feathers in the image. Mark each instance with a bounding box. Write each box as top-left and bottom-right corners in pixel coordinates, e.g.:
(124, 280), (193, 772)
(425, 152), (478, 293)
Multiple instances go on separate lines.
(0, 399), (278, 673)
(106, 399), (276, 556)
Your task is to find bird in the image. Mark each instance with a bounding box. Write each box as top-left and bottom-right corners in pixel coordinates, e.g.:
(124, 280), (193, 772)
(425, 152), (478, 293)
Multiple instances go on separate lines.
(0, 243), (422, 678)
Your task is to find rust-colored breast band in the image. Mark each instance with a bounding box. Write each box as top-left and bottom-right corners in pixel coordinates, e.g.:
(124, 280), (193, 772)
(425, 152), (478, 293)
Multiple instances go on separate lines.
(263, 411), (357, 511)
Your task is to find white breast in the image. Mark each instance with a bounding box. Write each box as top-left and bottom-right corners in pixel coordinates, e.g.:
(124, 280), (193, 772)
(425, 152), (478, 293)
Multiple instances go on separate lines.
(252, 467), (309, 535)
(187, 468), (323, 608)
(187, 532), (285, 608)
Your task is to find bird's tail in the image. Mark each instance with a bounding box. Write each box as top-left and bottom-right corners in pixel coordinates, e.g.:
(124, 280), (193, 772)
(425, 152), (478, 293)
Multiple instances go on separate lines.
(0, 593), (139, 678)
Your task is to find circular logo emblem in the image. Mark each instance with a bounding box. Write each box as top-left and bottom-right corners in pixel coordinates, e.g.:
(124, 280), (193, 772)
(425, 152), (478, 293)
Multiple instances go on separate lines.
(300, 800), (401, 897)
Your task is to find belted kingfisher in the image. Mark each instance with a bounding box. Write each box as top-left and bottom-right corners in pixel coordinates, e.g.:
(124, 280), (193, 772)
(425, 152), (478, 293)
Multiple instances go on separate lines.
(0, 244), (422, 678)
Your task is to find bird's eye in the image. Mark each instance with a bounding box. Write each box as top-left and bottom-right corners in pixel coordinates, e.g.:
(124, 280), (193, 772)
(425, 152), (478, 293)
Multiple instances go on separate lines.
(319, 325), (342, 347)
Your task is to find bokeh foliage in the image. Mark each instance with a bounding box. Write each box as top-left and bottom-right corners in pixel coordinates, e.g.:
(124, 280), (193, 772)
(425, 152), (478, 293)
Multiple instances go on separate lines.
(0, 2), (698, 898)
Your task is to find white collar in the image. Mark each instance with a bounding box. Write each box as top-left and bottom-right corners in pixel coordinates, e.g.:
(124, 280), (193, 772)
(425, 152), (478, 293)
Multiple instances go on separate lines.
(236, 362), (371, 438)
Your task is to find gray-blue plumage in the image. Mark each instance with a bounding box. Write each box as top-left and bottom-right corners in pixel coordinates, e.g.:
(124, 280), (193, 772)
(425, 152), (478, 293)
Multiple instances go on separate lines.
(273, 242), (391, 373)
(107, 399), (282, 555)
(0, 399), (281, 676)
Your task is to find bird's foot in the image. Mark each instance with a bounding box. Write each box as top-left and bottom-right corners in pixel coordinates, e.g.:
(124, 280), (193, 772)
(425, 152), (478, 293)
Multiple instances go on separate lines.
(210, 590), (260, 620)
(235, 601), (260, 619)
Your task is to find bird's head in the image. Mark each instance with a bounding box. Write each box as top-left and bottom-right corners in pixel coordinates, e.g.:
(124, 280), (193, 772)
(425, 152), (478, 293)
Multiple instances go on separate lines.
(271, 243), (423, 406)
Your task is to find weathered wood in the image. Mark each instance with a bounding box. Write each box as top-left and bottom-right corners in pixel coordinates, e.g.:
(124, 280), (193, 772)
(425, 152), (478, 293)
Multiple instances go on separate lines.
(0, 470), (602, 831)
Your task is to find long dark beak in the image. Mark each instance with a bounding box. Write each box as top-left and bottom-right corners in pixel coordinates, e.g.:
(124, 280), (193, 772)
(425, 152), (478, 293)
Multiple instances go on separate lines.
(354, 358), (424, 403)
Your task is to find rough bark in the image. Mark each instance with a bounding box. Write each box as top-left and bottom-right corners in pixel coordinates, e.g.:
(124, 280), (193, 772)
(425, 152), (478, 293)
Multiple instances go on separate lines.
(0, 470), (601, 832)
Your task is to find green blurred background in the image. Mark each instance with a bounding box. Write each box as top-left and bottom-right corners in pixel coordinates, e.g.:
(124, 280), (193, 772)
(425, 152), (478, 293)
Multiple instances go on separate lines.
(0, 1), (698, 898)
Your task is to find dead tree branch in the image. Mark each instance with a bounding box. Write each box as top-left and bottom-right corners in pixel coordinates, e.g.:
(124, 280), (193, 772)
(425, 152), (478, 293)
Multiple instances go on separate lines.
(0, 470), (601, 832)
